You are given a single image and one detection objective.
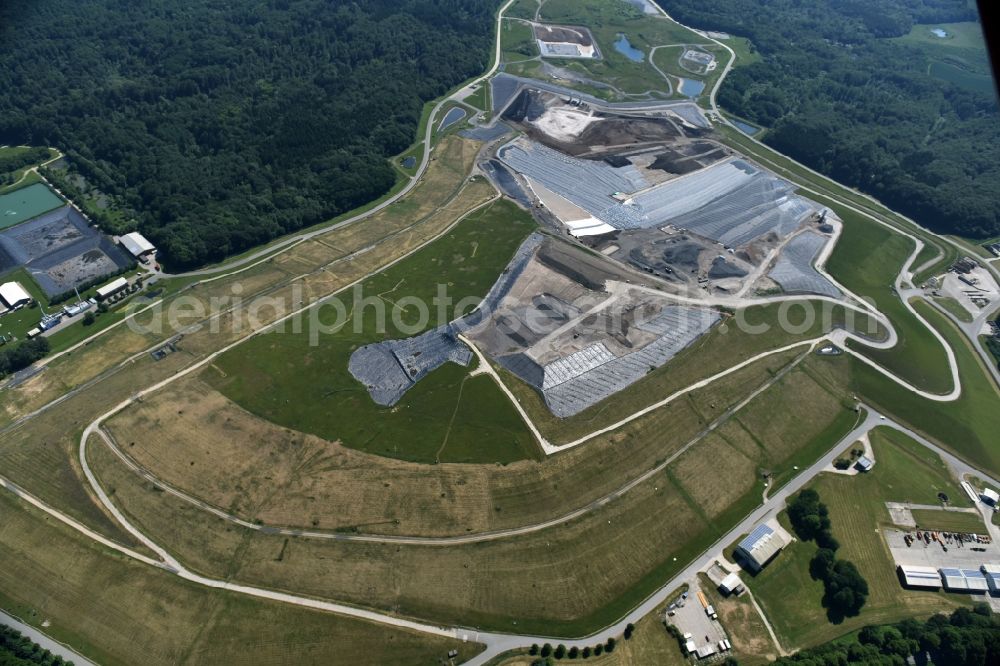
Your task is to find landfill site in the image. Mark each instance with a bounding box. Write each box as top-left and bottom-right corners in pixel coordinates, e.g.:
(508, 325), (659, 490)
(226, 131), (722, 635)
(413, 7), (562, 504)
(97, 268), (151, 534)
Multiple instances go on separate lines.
(351, 84), (848, 418)
(350, 233), (720, 417)
(0, 204), (133, 298)
(489, 87), (842, 300)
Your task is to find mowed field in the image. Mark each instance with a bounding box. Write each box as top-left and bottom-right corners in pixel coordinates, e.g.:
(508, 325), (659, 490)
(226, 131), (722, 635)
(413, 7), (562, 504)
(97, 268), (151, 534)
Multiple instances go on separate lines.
(105, 345), (811, 537)
(503, 0), (713, 100)
(208, 198), (540, 465)
(844, 300), (1000, 478)
(0, 491), (480, 666)
(0, 136), (517, 549)
(749, 428), (972, 650)
(90, 350), (862, 635)
(824, 202), (955, 395)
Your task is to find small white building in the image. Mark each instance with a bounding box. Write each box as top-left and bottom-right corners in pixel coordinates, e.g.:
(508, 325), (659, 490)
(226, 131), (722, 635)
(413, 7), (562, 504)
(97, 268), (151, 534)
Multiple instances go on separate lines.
(719, 572), (744, 596)
(0, 281), (32, 310)
(96, 277), (129, 301)
(119, 231), (156, 260)
(855, 455), (875, 472)
(982, 488), (999, 506)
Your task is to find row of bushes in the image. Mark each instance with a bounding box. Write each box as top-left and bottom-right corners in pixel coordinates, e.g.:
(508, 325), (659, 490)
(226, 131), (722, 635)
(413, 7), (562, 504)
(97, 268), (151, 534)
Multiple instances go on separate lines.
(527, 624), (636, 662)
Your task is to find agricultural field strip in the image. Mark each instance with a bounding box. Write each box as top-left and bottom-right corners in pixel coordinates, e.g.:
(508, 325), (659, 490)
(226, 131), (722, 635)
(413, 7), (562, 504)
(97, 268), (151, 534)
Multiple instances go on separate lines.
(94, 339), (809, 545)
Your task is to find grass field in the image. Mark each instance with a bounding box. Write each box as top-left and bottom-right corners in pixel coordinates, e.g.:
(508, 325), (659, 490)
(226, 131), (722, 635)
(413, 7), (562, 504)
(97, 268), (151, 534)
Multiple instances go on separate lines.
(908, 509), (986, 533)
(892, 22), (993, 94)
(464, 82), (490, 113)
(0, 182), (63, 230)
(91, 350), (863, 636)
(106, 346), (805, 539)
(0, 491), (478, 666)
(500, 17), (537, 64)
(502, 0), (714, 100)
(845, 301), (1000, 478)
(823, 201), (955, 395)
(933, 296), (974, 323)
(748, 428), (971, 650)
(209, 199), (540, 465)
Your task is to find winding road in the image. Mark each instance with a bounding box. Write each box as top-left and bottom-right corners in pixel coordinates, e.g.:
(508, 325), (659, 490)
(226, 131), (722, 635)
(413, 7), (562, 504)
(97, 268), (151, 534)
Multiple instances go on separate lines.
(3, 0), (1000, 663)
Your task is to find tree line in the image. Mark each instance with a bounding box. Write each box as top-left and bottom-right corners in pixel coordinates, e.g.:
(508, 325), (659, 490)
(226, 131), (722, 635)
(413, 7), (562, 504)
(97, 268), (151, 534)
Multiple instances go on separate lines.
(788, 489), (870, 622)
(0, 624), (73, 666)
(0, 0), (501, 269)
(0, 147), (51, 180)
(776, 604), (1000, 665)
(658, 0), (1000, 240)
(0, 337), (49, 379)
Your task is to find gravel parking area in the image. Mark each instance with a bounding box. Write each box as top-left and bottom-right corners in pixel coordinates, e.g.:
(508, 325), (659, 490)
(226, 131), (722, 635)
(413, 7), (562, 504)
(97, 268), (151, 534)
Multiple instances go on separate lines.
(885, 527), (999, 569)
(667, 581), (729, 657)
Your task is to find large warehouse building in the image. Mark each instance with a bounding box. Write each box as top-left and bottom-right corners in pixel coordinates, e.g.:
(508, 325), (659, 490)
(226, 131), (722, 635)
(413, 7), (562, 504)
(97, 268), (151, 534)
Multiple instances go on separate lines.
(0, 281), (32, 310)
(940, 567), (989, 593)
(119, 231), (156, 260)
(736, 524), (791, 572)
(897, 565), (941, 590)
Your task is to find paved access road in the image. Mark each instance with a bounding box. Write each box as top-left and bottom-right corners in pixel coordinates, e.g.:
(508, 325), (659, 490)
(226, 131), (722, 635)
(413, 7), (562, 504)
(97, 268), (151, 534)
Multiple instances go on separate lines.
(0, 609), (96, 666)
(3, 1), (1000, 663)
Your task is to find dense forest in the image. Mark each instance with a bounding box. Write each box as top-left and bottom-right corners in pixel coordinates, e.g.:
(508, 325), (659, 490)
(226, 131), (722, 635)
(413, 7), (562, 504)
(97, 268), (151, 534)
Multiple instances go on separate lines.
(0, 0), (500, 268)
(775, 604), (1000, 665)
(659, 0), (1000, 239)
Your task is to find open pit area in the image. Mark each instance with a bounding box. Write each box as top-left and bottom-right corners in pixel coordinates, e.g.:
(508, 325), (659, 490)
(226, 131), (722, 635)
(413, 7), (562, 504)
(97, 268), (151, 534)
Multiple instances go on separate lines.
(493, 89), (842, 301)
(0, 204), (133, 297)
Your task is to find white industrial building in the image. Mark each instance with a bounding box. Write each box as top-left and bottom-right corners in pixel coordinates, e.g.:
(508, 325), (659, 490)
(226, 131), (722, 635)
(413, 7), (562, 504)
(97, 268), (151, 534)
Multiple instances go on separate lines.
(736, 524), (791, 572)
(718, 572), (744, 596)
(982, 488), (999, 506)
(897, 565), (941, 589)
(119, 231), (156, 260)
(96, 277), (129, 301)
(0, 281), (32, 310)
(981, 564), (1000, 595)
(940, 567), (989, 593)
